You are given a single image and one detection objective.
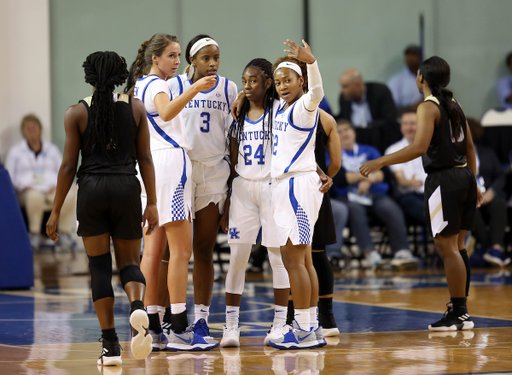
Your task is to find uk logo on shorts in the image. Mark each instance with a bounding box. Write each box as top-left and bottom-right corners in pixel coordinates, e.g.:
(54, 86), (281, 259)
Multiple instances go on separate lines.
(229, 227), (240, 240)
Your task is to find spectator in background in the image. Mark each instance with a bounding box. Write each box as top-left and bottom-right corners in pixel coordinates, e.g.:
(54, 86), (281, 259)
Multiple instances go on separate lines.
(497, 51), (512, 109)
(467, 118), (510, 267)
(337, 69), (400, 153)
(332, 119), (418, 270)
(5, 114), (76, 250)
(388, 45), (424, 114)
(385, 110), (427, 224)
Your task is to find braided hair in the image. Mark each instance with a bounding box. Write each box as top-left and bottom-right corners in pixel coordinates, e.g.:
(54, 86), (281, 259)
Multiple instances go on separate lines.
(127, 33), (179, 95)
(419, 56), (464, 141)
(228, 58), (277, 157)
(83, 51), (129, 155)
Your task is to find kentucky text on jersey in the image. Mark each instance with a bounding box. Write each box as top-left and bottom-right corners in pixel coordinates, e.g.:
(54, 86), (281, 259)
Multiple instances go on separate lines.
(273, 120), (289, 132)
(242, 130), (271, 141)
(185, 99), (229, 111)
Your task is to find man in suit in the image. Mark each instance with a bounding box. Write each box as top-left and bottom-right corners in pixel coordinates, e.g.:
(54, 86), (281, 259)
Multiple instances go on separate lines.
(337, 69), (400, 153)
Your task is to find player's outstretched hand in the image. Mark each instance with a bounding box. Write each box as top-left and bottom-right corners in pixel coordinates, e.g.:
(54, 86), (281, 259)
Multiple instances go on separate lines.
(360, 159), (383, 178)
(143, 204), (159, 235)
(283, 39), (316, 65)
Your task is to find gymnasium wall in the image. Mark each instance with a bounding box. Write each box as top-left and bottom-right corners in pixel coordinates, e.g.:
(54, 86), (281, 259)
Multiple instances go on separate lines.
(0, 0), (51, 162)
(2, 1), (511, 155)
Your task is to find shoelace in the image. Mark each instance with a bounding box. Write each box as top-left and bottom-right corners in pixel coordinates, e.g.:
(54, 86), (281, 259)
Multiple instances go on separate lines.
(441, 302), (454, 320)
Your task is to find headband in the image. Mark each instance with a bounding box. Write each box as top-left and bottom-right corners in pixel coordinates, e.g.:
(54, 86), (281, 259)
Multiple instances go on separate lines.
(190, 37), (219, 58)
(274, 61), (302, 77)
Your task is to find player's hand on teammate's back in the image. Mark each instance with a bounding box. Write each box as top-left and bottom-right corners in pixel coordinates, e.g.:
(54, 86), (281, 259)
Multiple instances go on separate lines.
(143, 204), (159, 235)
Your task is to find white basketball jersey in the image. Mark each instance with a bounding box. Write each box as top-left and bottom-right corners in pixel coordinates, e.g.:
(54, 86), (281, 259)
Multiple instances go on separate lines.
(168, 74), (237, 166)
(234, 101), (279, 180)
(271, 99), (318, 178)
(134, 75), (191, 152)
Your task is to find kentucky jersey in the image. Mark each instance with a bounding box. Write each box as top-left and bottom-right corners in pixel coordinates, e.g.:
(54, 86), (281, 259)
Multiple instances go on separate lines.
(271, 99), (319, 179)
(235, 101), (280, 180)
(168, 74), (238, 166)
(134, 75), (191, 152)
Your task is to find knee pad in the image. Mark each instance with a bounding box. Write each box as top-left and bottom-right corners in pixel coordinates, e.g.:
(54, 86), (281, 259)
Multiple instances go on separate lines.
(225, 243), (252, 294)
(88, 252), (114, 302)
(119, 265), (146, 289)
(312, 251), (334, 296)
(267, 247), (290, 289)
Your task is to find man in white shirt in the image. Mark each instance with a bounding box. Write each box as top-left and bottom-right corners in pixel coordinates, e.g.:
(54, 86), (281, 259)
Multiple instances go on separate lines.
(5, 114), (76, 250)
(384, 110), (427, 224)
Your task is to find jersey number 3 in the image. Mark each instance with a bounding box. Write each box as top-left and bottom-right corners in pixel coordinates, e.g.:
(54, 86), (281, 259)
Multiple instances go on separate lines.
(200, 112), (210, 133)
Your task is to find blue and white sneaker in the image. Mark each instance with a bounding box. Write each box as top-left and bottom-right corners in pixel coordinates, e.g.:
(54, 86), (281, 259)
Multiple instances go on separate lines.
(148, 329), (168, 351)
(268, 321), (319, 350)
(165, 327), (219, 351)
(193, 319), (212, 338)
(484, 248), (511, 267)
(314, 326), (327, 347)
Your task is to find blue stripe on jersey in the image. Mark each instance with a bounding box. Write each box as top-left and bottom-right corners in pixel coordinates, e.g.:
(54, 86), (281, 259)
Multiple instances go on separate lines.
(147, 115), (180, 148)
(244, 108), (269, 125)
(170, 148), (188, 221)
(283, 128), (316, 174)
(287, 103), (318, 132)
(288, 177), (311, 244)
(140, 77), (161, 117)
(177, 75), (184, 96)
(189, 74), (220, 94)
(224, 78), (231, 112)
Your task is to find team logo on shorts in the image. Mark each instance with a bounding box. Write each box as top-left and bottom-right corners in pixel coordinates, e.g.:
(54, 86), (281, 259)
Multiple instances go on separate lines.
(229, 227), (240, 240)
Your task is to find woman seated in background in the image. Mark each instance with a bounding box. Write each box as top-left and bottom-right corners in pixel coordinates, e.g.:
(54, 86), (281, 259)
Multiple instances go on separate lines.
(5, 114), (76, 250)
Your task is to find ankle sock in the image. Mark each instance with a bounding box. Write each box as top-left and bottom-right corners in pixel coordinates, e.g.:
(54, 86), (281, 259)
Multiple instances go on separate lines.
(226, 305), (240, 328)
(102, 328), (117, 342)
(148, 313), (162, 333)
(310, 306), (318, 329)
(194, 304), (209, 323)
(171, 310), (188, 334)
(130, 300), (144, 315)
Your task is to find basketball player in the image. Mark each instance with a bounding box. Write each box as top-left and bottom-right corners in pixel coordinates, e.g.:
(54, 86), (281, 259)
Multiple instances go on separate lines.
(167, 35), (238, 337)
(132, 33), (218, 351)
(267, 39), (330, 350)
(46, 51), (157, 365)
(360, 56), (483, 331)
(218, 58), (290, 348)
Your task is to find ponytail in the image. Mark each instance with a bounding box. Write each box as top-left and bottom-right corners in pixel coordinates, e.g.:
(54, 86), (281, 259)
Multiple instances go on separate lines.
(420, 56), (463, 141)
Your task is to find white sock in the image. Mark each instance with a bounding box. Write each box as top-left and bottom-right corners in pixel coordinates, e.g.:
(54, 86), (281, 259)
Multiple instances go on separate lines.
(226, 305), (240, 328)
(146, 305), (158, 314)
(310, 306), (318, 329)
(195, 304), (210, 323)
(274, 305), (287, 323)
(171, 303), (186, 315)
(294, 308), (310, 331)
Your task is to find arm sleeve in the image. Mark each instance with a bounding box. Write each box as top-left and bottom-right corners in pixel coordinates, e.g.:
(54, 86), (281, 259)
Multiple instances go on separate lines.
(293, 60), (324, 128)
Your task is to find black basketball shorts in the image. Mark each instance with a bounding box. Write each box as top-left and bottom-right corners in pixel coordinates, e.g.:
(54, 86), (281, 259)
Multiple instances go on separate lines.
(424, 165), (477, 237)
(77, 174), (142, 240)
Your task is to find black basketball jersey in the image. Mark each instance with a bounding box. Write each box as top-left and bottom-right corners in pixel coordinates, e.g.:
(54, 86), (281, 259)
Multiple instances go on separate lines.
(315, 116), (328, 173)
(77, 93), (138, 177)
(422, 95), (467, 174)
